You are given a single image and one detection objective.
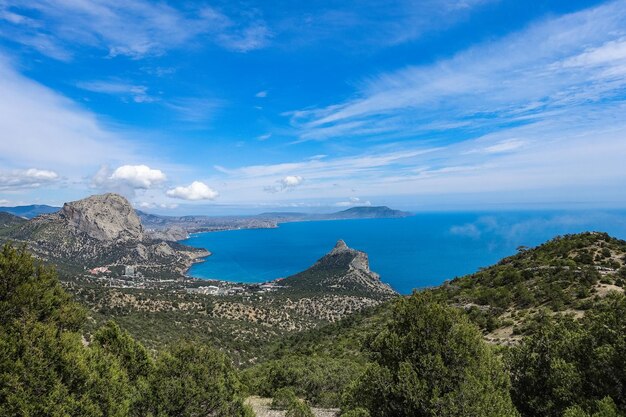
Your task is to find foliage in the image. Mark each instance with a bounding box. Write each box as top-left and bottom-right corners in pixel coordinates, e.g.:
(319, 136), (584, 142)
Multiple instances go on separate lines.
(244, 354), (366, 407)
(0, 243), (249, 417)
(272, 387), (299, 409)
(285, 398), (315, 417)
(563, 397), (620, 417)
(344, 293), (519, 417)
(507, 293), (626, 416)
(149, 341), (248, 417)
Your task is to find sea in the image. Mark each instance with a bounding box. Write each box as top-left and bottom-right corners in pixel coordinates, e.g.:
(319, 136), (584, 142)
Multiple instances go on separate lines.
(181, 210), (626, 295)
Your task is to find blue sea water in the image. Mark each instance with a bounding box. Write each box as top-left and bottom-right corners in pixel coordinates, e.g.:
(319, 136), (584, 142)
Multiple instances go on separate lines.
(181, 210), (626, 294)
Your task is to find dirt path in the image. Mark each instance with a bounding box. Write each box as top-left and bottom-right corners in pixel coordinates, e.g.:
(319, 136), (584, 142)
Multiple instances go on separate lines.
(246, 396), (339, 417)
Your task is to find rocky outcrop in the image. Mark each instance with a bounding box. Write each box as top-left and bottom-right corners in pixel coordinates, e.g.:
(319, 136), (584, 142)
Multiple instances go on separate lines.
(282, 240), (397, 298)
(3, 193), (207, 278)
(59, 193), (143, 242)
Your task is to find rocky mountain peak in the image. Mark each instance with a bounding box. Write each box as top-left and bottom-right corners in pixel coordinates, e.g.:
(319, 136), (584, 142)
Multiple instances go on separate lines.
(59, 193), (143, 242)
(330, 239), (349, 254)
(282, 240), (397, 298)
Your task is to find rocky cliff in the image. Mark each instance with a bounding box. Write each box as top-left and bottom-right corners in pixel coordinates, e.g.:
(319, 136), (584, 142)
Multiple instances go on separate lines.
(1, 193), (207, 278)
(59, 193), (144, 242)
(282, 240), (397, 298)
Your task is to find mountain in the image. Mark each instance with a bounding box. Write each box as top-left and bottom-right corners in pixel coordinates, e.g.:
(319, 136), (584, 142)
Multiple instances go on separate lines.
(282, 239), (397, 298)
(0, 193), (207, 277)
(327, 206), (411, 219)
(274, 232), (626, 356)
(0, 211), (27, 228)
(138, 206), (411, 236)
(137, 210), (278, 235)
(0, 204), (59, 219)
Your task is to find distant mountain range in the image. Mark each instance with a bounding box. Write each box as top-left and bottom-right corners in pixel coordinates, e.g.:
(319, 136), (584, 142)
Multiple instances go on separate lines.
(138, 205), (412, 235)
(0, 204), (59, 219)
(0, 200), (411, 251)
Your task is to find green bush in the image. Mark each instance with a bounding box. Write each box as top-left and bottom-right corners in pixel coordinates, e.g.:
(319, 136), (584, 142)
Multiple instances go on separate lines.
(341, 407), (371, 417)
(272, 387), (298, 409)
(285, 398), (315, 417)
(344, 293), (518, 417)
(0, 244), (250, 417)
(508, 294), (626, 416)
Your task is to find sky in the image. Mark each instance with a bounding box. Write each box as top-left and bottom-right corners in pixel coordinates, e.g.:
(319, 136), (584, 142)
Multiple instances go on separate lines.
(0, 0), (625, 214)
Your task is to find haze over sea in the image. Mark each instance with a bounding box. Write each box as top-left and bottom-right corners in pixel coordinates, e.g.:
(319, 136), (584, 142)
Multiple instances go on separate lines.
(183, 211), (626, 294)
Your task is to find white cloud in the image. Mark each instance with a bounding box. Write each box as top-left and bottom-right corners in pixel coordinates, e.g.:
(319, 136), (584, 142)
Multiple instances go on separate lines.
(257, 133), (272, 141)
(255, 90), (268, 98)
(167, 181), (219, 200)
(281, 175), (303, 187)
(0, 168), (60, 190)
(164, 98), (221, 122)
(335, 197), (371, 207)
(275, 0), (494, 49)
(0, 54), (133, 171)
(109, 165), (166, 189)
(264, 175), (304, 193)
(138, 201), (178, 209)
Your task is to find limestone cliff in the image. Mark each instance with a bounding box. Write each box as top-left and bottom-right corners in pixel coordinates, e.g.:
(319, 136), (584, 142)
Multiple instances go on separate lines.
(59, 193), (144, 242)
(2, 193), (207, 277)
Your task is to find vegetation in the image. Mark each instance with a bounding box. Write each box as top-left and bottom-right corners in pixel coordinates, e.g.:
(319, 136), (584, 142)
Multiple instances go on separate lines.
(507, 293), (626, 417)
(0, 243), (251, 417)
(3, 231), (626, 416)
(342, 293), (518, 417)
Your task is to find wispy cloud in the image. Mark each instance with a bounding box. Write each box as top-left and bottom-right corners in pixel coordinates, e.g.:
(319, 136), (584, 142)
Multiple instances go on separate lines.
(164, 97), (222, 122)
(77, 80), (156, 103)
(273, 0), (494, 49)
(0, 54), (134, 172)
(0, 0), (271, 59)
(290, 0), (626, 142)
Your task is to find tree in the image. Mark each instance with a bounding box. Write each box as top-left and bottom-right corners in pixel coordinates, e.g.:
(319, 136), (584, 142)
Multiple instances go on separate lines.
(344, 293), (518, 417)
(0, 243), (132, 416)
(149, 341), (249, 417)
(285, 398), (315, 417)
(508, 294), (626, 416)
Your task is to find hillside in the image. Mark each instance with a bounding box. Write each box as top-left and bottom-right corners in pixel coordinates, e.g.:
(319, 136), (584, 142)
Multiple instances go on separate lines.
(270, 232), (626, 353)
(242, 232), (626, 413)
(282, 240), (397, 298)
(329, 206), (410, 219)
(67, 239), (397, 362)
(0, 193), (207, 277)
(435, 231), (626, 343)
(0, 211), (27, 228)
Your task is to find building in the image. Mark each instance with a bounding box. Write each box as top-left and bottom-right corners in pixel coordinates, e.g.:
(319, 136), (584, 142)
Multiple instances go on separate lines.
(124, 266), (135, 277)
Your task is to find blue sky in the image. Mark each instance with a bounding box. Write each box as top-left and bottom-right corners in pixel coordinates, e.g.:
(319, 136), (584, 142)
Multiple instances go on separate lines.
(0, 0), (625, 214)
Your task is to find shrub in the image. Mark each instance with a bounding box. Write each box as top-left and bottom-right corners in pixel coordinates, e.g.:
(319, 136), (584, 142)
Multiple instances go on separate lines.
(286, 398), (315, 417)
(272, 387), (298, 409)
(344, 293), (518, 417)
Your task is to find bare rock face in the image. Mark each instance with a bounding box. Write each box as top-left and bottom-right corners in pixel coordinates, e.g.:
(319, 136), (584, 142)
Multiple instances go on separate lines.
(59, 193), (143, 242)
(4, 193), (208, 278)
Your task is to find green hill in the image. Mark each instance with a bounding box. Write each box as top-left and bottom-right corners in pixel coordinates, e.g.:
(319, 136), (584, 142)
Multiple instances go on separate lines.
(243, 232), (626, 415)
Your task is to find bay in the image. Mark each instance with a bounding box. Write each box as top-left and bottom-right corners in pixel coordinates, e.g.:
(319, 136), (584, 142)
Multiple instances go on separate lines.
(181, 210), (626, 294)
